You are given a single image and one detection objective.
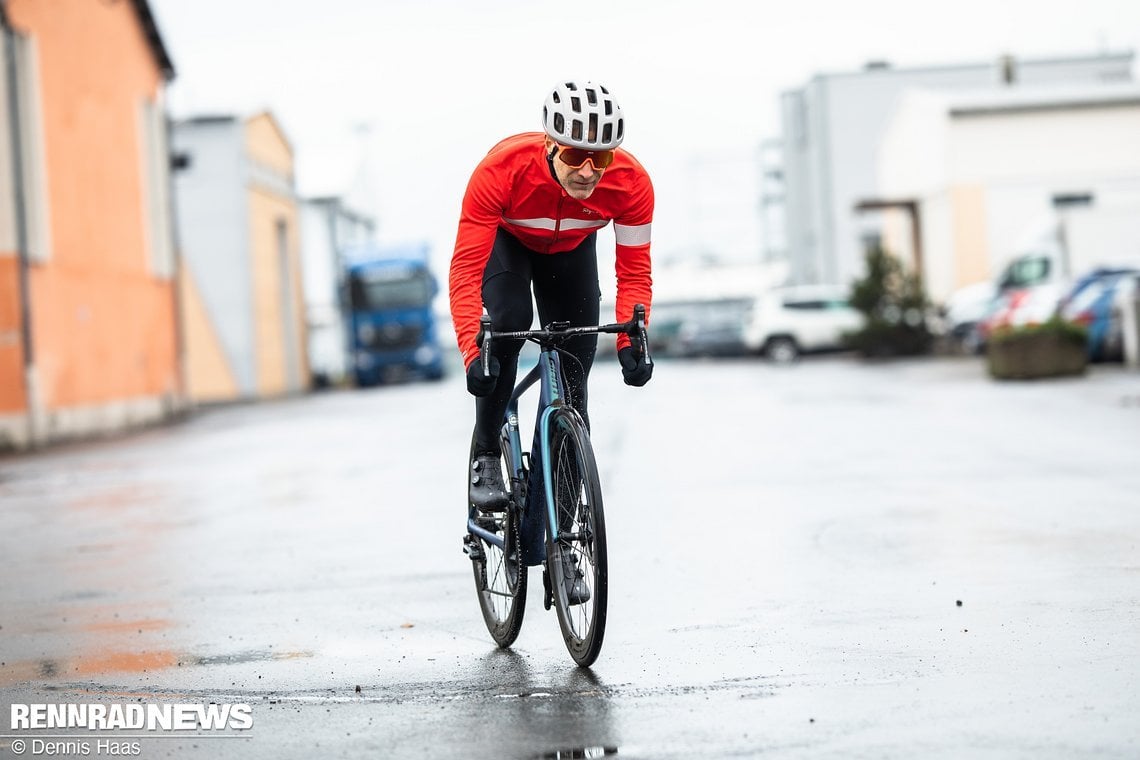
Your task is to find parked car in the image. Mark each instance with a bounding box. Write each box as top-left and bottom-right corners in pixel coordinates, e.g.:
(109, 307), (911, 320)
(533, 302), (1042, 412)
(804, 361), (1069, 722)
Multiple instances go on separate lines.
(665, 296), (756, 357)
(939, 280), (998, 353)
(742, 285), (863, 362)
(975, 282), (1066, 350)
(1057, 267), (1140, 361)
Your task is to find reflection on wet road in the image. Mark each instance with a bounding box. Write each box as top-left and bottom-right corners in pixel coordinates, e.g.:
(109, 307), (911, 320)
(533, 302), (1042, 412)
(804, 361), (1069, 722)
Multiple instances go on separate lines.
(2, 358), (1139, 758)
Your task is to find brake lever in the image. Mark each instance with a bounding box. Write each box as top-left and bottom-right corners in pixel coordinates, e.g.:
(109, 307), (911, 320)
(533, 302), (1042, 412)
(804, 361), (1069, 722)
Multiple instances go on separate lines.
(632, 304), (652, 366)
(479, 315), (492, 377)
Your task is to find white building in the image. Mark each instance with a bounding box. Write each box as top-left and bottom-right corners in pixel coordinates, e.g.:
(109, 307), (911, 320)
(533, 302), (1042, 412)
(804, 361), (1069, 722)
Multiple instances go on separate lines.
(171, 113), (310, 402)
(775, 51), (1134, 289)
(299, 196), (376, 386)
(877, 83), (1140, 303)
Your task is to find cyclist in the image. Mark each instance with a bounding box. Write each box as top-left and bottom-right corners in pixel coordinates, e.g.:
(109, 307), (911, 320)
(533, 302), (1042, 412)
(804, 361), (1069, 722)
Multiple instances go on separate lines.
(450, 80), (655, 521)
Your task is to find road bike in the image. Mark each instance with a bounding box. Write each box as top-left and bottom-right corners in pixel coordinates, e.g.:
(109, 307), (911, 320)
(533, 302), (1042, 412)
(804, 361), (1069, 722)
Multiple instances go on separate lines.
(462, 305), (650, 667)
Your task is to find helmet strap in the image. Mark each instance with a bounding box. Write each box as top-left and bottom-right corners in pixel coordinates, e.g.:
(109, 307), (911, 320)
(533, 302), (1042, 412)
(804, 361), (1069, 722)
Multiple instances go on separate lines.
(546, 146), (561, 186)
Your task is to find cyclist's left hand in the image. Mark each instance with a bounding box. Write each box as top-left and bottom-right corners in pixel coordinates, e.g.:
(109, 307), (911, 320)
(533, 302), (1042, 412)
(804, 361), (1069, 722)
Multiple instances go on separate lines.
(466, 353), (500, 396)
(618, 346), (652, 387)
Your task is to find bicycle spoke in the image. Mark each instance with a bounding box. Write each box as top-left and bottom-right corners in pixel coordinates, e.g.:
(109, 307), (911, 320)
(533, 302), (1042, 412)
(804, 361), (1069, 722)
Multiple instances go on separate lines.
(469, 441), (526, 648)
(547, 415), (606, 665)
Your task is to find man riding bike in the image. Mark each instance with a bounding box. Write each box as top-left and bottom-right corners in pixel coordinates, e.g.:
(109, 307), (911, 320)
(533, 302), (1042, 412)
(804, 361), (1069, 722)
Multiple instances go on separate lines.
(449, 80), (655, 602)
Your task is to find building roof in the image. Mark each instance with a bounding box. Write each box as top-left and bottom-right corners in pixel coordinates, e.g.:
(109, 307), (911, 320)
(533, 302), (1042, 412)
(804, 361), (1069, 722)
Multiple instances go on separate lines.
(177, 115), (239, 126)
(246, 110), (294, 153)
(1, 1), (175, 78)
(946, 82), (1140, 117)
(806, 49), (1134, 84)
(131, 0), (175, 80)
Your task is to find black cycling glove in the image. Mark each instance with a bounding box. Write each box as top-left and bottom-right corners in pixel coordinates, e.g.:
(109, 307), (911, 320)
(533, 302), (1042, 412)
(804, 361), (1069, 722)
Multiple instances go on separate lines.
(465, 354), (500, 397)
(618, 346), (652, 387)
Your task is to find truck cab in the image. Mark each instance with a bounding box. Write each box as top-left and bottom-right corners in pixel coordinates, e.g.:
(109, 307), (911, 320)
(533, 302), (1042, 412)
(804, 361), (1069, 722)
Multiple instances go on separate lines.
(345, 247), (444, 385)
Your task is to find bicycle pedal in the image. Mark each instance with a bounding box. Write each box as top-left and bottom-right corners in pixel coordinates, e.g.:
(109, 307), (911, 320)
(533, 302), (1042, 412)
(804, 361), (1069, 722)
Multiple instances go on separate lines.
(462, 534), (485, 562)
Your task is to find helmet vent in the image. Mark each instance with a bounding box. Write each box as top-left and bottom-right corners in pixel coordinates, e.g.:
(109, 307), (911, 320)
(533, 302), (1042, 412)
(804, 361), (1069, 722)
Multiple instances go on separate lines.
(554, 113), (565, 133)
(602, 123), (613, 144)
(570, 96), (581, 113)
(586, 88), (598, 106)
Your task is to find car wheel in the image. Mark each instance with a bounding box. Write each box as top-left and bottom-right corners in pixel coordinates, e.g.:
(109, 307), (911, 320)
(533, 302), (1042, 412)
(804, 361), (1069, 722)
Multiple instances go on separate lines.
(765, 337), (799, 364)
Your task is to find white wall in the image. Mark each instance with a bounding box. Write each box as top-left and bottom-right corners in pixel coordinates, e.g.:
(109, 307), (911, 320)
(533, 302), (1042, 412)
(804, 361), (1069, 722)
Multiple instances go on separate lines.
(954, 97), (1140, 278)
(172, 119), (255, 392)
(781, 52), (1134, 290)
(949, 104), (1140, 183)
(878, 86), (1140, 302)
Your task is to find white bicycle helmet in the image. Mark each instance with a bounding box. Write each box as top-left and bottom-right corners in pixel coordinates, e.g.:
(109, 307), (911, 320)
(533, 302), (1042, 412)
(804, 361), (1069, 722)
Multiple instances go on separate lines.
(542, 80), (624, 150)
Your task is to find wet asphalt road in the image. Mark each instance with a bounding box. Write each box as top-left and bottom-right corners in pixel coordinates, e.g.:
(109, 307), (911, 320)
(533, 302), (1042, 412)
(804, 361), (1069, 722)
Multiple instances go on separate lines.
(1, 356), (1139, 759)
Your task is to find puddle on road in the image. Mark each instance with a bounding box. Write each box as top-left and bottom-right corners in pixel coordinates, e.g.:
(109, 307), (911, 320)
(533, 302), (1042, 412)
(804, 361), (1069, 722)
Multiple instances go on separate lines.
(0, 649), (313, 688)
(66, 483), (163, 512)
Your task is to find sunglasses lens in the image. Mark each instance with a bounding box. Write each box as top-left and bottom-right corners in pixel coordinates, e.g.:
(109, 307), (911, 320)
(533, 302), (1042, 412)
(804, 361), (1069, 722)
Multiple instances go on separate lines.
(559, 147), (614, 169)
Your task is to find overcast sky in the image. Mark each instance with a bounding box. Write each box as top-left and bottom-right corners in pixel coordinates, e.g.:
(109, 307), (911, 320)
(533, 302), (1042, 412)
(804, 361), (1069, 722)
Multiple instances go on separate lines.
(149, 0), (1140, 277)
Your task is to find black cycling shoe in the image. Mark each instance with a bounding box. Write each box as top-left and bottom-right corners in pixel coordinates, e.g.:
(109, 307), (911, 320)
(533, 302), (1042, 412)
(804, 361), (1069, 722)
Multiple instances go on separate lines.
(469, 452), (509, 513)
(561, 549), (591, 606)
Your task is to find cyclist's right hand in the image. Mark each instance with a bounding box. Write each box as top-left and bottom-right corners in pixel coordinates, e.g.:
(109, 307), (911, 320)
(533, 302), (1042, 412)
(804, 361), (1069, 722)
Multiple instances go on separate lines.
(466, 353), (500, 397)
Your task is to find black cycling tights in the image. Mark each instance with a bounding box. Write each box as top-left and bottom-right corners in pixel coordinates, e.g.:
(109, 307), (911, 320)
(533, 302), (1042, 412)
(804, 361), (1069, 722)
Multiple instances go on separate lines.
(474, 228), (601, 454)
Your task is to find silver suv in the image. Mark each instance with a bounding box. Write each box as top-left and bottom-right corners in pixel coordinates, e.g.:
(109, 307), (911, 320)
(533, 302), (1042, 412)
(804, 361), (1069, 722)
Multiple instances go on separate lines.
(742, 285), (863, 362)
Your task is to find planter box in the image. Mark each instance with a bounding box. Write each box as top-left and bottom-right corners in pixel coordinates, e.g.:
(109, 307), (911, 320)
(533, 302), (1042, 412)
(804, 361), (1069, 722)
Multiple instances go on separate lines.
(987, 329), (1087, 380)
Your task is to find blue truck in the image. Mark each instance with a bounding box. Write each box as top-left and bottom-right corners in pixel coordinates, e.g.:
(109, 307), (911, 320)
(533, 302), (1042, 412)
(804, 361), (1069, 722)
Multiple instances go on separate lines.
(343, 244), (445, 386)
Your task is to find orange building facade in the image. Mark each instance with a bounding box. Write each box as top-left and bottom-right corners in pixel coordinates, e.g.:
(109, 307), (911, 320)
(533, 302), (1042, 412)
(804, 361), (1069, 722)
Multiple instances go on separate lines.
(0, 0), (181, 450)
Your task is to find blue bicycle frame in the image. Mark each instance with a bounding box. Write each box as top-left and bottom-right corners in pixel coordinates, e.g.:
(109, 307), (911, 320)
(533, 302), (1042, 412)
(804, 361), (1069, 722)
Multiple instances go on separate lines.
(464, 306), (649, 565)
(465, 345), (577, 565)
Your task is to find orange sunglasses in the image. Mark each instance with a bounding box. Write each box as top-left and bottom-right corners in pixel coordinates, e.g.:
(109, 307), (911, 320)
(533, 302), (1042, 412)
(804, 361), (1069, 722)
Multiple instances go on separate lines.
(557, 145), (616, 170)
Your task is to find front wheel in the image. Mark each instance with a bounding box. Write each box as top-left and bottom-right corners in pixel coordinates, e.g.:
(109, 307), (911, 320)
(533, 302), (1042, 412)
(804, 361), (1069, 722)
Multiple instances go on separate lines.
(765, 336), (800, 363)
(468, 439), (527, 647)
(544, 411), (608, 667)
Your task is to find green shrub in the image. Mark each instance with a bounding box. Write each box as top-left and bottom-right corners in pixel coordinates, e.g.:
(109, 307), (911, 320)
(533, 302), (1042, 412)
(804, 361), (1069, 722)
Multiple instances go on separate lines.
(842, 247), (933, 357)
(988, 318), (1087, 347)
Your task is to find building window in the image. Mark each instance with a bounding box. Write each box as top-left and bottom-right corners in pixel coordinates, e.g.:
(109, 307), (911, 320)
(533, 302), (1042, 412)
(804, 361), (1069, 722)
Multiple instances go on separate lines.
(1052, 192), (1094, 209)
(139, 95), (175, 278)
(276, 218), (301, 389)
(0, 33), (14, 253)
(0, 31), (51, 262)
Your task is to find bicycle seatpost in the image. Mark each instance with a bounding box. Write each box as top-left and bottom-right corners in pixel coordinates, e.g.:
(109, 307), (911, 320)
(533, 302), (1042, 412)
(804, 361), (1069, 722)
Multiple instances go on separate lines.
(479, 315), (492, 377)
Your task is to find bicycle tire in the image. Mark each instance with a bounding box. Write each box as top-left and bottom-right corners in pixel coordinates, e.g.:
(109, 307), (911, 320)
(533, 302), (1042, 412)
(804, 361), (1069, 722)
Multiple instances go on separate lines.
(544, 410), (608, 666)
(469, 437), (527, 647)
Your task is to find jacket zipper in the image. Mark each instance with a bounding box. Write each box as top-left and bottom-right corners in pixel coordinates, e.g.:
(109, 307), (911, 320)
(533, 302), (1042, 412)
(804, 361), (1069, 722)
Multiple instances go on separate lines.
(546, 194), (565, 253)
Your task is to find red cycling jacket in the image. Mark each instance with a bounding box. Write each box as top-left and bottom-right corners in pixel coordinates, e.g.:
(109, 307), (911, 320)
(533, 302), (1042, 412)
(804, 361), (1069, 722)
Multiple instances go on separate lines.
(449, 132), (654, 369)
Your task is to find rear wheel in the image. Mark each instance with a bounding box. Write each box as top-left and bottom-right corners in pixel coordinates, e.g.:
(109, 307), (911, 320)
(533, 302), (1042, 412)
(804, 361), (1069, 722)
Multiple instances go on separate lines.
(468, 440), (526, 647)
(544, 411), (608, 667)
